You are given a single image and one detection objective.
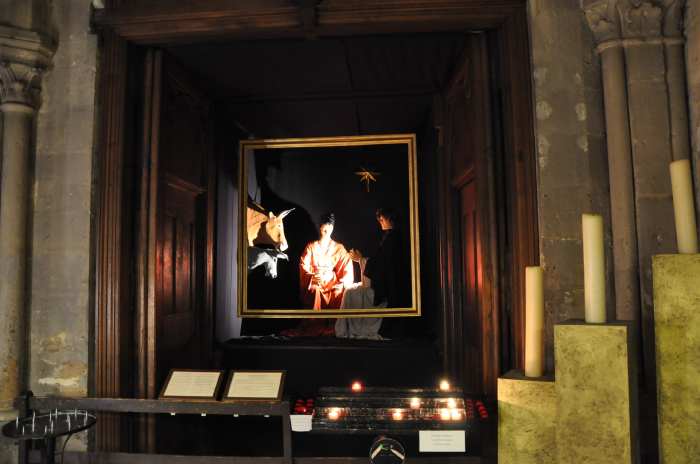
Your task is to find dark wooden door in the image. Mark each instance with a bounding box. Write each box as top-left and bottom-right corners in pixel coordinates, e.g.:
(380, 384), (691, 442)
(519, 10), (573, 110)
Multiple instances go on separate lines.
(154, 55), (215, 390)
(133, 49), (215, 453)
(156, 174), (206, 382)
(437, 34), (500, 396)
(459, 179), (481, 393)
(135, 49), (215, 403)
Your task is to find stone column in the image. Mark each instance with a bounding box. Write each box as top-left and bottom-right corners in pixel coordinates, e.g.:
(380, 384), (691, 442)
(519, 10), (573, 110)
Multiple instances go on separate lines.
(584, 1), (640, 323)
(686, 0), (700, 228)
(0, 27), (55, 420)
(583, 0), (690, 460)
(664, 1), (691, 162)
(0, 66), (36, 417)
(583, 0), (688, 366)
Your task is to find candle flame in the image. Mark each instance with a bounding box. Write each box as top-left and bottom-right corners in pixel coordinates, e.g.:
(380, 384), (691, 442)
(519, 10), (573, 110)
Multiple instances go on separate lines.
(440, 408), (451, 421)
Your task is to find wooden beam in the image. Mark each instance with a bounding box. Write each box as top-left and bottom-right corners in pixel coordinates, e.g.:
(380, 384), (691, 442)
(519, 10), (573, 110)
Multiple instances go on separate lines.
(28, 396), (289, 416)
(91, 1), (525, 44)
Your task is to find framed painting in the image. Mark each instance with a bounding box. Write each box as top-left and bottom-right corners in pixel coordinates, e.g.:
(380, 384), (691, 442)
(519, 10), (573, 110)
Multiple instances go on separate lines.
(238, 134), (420, 318)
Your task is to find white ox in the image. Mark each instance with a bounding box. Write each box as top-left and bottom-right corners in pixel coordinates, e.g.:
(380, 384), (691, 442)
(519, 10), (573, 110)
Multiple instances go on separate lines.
(248, 248), (288, 279)
(247, 206), (294, 251)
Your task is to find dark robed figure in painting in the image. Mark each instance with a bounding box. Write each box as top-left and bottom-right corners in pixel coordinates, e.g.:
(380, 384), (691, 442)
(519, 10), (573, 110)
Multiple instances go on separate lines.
(336, 208), (411, 339)
(356, 208), (410, 308)
(299, 213), (354, 310)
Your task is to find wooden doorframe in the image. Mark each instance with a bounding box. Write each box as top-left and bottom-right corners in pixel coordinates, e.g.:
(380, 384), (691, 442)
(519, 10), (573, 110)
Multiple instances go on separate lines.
(91, 0), (538, 441)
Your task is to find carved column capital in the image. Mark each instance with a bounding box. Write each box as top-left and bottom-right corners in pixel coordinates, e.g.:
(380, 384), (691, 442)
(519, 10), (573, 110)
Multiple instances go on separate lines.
(617, 0), (663, 38)
(0, 62), (43, 108)
(583, 0), (686, 44)
(660, 0), (686, 38)
(0, 24), (56, 109)
(583, 0), (623, 44)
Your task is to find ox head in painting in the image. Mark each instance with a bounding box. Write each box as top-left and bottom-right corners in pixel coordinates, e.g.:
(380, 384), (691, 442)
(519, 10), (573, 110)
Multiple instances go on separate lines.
(261, 208), (294, 252)
(248, 247), (289, 279)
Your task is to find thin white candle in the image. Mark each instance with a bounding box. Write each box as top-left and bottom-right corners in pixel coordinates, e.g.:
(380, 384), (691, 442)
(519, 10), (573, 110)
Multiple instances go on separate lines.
(582, 214), (606, 323)
(524, 266), (544, 377)
(670, 159), (699, 254)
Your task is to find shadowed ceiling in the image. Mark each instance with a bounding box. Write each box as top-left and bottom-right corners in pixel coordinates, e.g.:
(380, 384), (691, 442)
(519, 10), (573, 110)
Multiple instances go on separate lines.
(167, 32), (468, 137)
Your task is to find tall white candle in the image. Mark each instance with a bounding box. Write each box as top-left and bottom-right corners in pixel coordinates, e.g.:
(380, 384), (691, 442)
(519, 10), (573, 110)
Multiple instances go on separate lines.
(582, 214), (606, 323)
(524, 266), (544, 377)
(670, 159), (699, 254)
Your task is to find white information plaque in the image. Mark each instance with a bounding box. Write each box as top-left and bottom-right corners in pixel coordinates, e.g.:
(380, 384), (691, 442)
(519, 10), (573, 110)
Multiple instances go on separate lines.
(159, 369), (224, 400)
(418, 430), (466, 453)
(225, 371), (285, 401)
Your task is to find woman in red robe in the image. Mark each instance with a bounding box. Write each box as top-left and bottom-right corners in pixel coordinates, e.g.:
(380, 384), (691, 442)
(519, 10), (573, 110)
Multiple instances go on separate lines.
(299, 213), (354, 310)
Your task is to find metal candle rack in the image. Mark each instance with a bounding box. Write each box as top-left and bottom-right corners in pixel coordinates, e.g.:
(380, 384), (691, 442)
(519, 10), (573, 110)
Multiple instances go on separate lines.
(1, 404), (96, 464)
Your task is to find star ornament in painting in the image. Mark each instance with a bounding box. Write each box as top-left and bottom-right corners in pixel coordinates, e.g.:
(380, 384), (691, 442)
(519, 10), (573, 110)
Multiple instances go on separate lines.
(355, 167), (381, 192)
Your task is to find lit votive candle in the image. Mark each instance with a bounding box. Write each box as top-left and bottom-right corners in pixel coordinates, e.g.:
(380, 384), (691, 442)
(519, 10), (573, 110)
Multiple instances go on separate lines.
(446, 398), (457, 409)
(351, 381), (363, 392)
(450, 409), (462, 421)
(328, 408), (340, 420)
(439, 380), (450, 391)
(392, 409), (403, 421)
(409, 397), (421, 409)
(440, 409), (451, 421)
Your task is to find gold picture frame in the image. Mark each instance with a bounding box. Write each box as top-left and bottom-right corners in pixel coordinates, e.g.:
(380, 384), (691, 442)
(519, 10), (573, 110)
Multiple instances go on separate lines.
(238, 134), (421, 318)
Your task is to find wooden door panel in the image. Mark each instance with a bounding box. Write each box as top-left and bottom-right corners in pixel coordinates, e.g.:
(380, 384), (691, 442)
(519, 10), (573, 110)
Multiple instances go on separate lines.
(157, 179), (201, 359)
(146, 53), (213, 392)
(460, 179), (481, 394)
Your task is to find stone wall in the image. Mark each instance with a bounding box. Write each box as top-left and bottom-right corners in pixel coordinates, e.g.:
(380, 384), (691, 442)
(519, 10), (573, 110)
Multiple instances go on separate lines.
(527, 0), (611, 371)
(30, 0), (95, 400)
(27, 0), (97, 453)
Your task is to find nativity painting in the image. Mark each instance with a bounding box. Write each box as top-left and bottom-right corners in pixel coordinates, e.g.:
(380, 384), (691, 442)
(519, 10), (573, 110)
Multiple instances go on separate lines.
(238, 135), (420, 320)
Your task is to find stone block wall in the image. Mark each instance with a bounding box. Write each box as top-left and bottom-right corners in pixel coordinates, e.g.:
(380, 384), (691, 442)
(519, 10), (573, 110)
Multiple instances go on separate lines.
(26, 0), (96, 454)
(527, 0), (611, 371)
(30, 0), (96, 400)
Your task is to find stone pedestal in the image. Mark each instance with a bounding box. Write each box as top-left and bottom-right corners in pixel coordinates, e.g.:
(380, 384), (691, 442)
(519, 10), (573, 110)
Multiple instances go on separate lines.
(497, 370), (556, 464)
(652, 254), (700, 464)
(555, 321), (639, 464)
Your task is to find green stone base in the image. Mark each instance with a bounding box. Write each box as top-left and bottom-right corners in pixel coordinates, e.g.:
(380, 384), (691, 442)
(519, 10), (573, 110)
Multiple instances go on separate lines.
(554, 320), (639, 464)
(497, 370), (556, 464)
(653, 254), (700, 464)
